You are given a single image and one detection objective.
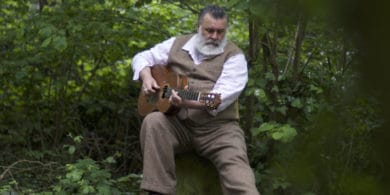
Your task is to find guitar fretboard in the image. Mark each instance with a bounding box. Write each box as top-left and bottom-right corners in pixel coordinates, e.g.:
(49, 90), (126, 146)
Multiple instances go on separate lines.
(163, 86), (200, 101)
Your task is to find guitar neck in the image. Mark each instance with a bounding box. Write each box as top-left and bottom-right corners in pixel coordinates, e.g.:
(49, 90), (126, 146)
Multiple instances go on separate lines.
(178, 90), (200, 101)
(162, 86), (221, 110)
(164, 87), (200, 101)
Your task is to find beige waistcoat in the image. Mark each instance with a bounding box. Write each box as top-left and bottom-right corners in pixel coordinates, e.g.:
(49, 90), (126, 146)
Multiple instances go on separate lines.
(167, 34), (243, 124)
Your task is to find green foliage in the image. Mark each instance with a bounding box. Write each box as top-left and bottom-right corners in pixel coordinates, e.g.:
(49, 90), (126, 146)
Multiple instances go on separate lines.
(63, 133), (83, 155)
(252, 122), (297, 143)
(53, 158), (120, 194)
(238, 0), (386, 194)
(0, 0), (387, 194)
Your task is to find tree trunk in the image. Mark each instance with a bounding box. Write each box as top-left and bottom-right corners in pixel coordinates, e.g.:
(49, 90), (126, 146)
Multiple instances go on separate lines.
(261, 32), (283, 122)
(243, 16), (261, 137)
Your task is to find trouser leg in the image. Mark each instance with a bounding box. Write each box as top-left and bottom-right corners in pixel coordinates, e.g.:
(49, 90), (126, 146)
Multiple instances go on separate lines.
(140, 112), (191, 195)
(193, 121), (260, 195)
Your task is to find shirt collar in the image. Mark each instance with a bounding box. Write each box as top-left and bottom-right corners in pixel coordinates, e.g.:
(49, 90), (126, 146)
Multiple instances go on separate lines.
(182, 34), (224, 64)
(182, 35), (197, 56)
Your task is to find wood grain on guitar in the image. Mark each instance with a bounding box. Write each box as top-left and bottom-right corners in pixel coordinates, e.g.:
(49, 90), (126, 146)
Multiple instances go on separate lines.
(137, 65), (221, 116)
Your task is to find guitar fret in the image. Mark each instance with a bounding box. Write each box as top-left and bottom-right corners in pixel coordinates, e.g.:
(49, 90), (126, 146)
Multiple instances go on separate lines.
(176, 90), (199, 101)
(194, 92), (200, 101)
(191, 91), (199, 101)
(166, 88), (207, 102)
(186, 91), (192, 100)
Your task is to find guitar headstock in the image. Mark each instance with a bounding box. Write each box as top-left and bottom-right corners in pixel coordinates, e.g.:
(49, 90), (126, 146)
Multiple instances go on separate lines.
(199, 93), (221, 110)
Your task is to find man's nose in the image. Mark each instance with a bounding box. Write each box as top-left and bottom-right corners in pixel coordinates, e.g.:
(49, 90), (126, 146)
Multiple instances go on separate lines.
(209, 31), (218, 40)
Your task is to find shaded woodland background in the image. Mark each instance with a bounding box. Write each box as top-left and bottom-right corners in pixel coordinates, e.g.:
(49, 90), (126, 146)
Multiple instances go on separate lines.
(1, 0), (389, 194)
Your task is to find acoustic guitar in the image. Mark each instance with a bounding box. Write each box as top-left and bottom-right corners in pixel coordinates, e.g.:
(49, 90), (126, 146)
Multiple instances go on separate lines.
(137, 65), (221, 116)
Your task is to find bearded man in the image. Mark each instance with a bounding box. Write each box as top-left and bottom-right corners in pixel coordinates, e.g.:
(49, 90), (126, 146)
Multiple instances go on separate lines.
(131, 5), (260, 195)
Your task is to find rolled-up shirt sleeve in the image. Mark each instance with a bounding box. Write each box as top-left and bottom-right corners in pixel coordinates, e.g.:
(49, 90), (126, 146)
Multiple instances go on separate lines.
(210, 53), (248, 115)
(131, 37), (176, 80)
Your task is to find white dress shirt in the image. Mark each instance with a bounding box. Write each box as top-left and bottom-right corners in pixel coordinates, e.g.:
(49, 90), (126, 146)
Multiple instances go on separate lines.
(131, 35), (248, 114)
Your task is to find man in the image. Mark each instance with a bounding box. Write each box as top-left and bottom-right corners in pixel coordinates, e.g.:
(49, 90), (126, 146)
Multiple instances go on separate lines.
(132, 5), (260, 195)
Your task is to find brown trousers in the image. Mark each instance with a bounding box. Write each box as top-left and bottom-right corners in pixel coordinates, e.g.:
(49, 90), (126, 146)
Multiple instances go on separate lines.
(140, 112), (260, 195)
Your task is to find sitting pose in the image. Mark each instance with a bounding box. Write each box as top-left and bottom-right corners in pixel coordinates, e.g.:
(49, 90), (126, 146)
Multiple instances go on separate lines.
(131, 5), (260, 195)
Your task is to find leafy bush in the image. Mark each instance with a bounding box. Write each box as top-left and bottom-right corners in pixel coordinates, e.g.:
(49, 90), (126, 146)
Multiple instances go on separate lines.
(52, 157), (142, 194)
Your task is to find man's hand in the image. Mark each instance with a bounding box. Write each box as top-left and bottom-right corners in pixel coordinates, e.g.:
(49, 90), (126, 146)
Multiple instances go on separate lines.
(169, 89), (183, 107)
(140, 67), (160, 95)
(169, 89), (209, 110)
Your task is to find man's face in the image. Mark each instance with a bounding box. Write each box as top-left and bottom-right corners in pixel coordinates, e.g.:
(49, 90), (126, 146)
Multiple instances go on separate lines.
(195, 13), (228, 57)
(198, 13), (227, 46)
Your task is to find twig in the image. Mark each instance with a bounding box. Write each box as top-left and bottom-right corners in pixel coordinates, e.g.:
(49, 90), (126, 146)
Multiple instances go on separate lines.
(0, 160), (60, 181)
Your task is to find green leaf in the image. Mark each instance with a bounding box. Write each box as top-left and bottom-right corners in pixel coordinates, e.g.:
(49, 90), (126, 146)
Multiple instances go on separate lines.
(291, 98), (304, 109)
(255, 122), (298, 143)
(276, 105), (287, 115)
(259, 122), (277, 132)
(104, 156), (116, 164)
(251, 127), (261, 137)
(41, 37), (52, 48)
(309, 84), (323, 94)
(73, 135), (83, 144)
(68, 145), (76, 154)
(16, 28), (25, 39)
(81, 185), (95, 194)
(66, 169), (83, 181)
(52, 36), (68, 51)
(272, 125), (297, 143)
(256, 89), (267, 102)
(15, 70), (26, 80)
(247, 79), (255, 87)
(38, 26), (54, 37)
(271, 85), (279, 93)
(265, 72), (275, 81)
(271, 131), (284, 140)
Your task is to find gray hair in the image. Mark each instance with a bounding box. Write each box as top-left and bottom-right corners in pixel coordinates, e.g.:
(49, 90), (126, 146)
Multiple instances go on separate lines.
(197, 5), (228, 26)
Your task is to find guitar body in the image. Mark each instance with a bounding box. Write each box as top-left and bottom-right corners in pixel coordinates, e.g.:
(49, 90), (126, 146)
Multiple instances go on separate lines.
(137, 65), (187, 116)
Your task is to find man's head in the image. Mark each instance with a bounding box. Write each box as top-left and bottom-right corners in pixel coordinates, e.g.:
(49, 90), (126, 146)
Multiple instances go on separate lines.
(195, 5), (228, 57)
(197, 5), (228, 29)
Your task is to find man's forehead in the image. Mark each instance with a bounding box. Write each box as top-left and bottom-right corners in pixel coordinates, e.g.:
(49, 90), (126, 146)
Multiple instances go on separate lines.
(201, 13), (227, 28)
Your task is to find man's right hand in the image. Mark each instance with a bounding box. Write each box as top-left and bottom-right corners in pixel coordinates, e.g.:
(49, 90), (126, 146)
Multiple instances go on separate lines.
(140, 67), (160, 95)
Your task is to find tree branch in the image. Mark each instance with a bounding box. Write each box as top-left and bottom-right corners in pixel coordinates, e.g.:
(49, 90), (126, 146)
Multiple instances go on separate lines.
(0, 160), (60, 181)
(292, 13), (307, 81)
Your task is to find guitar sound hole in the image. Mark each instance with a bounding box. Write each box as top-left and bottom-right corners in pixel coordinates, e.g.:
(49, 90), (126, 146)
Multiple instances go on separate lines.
(162, 86), (169, 98)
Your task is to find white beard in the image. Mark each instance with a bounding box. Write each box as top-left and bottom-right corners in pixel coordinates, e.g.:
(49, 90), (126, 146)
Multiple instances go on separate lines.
(194, 31), (227, 58)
